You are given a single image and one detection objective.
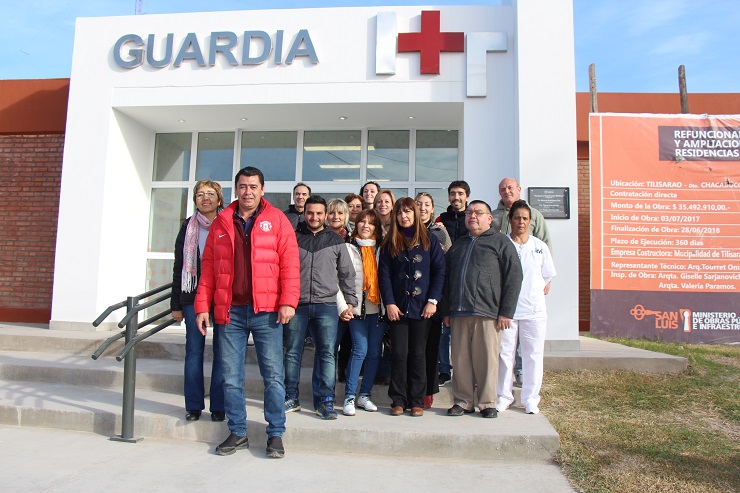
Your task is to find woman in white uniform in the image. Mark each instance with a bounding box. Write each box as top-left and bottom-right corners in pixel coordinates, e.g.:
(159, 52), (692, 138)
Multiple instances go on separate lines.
(497, 200), (556, 415)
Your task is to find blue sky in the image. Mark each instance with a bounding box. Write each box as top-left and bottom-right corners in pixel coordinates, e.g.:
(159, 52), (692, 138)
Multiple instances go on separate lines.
(2, 0), (737, 92)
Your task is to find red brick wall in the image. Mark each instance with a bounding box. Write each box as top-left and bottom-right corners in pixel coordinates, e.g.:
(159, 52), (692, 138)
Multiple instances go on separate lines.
(577, 157), (591, 331)
(0, 134), (64, 323)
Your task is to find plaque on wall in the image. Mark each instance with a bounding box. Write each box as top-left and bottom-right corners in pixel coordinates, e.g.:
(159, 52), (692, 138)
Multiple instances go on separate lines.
(527, 187), (570, 219)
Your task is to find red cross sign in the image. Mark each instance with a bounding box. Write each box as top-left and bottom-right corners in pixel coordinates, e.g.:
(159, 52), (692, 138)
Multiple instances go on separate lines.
(397, 11), (464, 75)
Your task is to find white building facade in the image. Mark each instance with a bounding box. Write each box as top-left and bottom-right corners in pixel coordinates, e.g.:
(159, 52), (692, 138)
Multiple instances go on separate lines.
(51, 1), (579, 349)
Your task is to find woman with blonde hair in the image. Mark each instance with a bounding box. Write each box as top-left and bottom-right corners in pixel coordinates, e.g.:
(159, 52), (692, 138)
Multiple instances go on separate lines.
(327, 198), (351, 239)
(171, 180), (226, 422)
(378, 197), (445, 417)
(373, 189), (395, 237)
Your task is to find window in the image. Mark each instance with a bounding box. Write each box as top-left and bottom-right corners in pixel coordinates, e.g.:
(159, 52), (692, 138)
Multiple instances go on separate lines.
(303, 130), (361, 181)
(148, 188), (187, 253)
(416, 130), (458, 182)
(241, 131), (297, 181)
(146, 128), (460, 297)
(152, 133), (191, 181)
(367, 130), (409, 182)
(195, 132), (235, 181)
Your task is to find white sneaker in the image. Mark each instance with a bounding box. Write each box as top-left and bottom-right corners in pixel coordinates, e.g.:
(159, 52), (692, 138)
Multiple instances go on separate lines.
(525, 406), (540, 415)
(356, 395), (378, 412)
(343, 397), (356, 416)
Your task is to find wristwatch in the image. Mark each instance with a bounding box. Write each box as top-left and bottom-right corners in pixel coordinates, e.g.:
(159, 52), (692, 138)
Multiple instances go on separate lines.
(427, 299), (438, 305)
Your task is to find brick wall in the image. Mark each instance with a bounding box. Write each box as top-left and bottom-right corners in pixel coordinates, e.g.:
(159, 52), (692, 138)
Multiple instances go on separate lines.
(0, 134), (64, 323)
(577, 158), (590, 330)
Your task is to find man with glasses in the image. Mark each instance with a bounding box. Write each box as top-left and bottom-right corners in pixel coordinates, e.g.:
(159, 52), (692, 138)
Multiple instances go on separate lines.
(442, 200), (522, 419)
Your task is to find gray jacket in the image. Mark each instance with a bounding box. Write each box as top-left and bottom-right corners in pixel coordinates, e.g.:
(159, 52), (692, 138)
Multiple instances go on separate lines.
(295, 222), (357, 306)
(442, 227), (523, 320)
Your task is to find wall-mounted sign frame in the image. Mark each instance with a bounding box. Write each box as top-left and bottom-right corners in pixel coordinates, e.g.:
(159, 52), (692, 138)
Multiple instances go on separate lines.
(527, 187), (570, 219)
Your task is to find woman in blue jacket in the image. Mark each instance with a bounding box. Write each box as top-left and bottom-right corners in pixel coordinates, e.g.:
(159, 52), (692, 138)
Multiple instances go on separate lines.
(378, 197), (445, 417)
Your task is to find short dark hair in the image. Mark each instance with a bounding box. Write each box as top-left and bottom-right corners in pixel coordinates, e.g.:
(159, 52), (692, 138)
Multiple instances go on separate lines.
(508, 199), (531, 221)
(468, 199), (492, 214)
(305, 194), (327, 211)
(344, 193), (363, 205)
(293, 182), (311, 194)
(360, 181), (380, 195)
(234, 166), (264, 188)
(448, 180), (470, 196)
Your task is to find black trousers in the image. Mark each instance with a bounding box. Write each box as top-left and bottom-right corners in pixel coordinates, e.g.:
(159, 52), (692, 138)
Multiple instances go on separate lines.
(388, 317), (432, 409)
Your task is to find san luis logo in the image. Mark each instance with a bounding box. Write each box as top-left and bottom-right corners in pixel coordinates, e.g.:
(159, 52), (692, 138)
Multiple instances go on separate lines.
(629, 304), (692, 332)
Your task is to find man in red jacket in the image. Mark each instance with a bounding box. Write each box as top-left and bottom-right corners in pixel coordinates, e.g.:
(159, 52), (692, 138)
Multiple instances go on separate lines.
(195, 166), (300, 459)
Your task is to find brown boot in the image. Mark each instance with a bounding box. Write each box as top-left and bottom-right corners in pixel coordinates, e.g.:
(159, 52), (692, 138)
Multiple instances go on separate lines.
(390, 406), (404, 416)
(410, 407), (424, 417)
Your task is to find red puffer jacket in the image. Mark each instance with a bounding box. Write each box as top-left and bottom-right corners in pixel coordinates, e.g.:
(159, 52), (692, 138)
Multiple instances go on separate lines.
(194, 198), (300, 324)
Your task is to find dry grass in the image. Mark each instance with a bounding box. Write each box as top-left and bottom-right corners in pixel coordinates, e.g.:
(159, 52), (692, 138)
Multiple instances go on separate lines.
(541, 339), (740, 493)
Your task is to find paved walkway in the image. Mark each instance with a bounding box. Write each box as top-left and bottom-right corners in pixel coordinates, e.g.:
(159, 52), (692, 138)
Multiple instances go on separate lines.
(1, 425), (576, 493)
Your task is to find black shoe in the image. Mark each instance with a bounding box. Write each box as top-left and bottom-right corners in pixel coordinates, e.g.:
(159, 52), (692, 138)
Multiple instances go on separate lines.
(447, 404), (474, 416)
(215, 433), (249, 456)
(185, 410), (201, 421)
(438, 373), (452, 386)
(266, 436), (285, 459)
(481, 408), (498, 419)
(316, 402), (338, 420)
(211, 411), (226, 422)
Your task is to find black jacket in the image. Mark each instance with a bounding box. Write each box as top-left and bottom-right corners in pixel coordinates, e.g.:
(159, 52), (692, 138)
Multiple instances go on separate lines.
(283, 205), (305, 230)
(436, 206), (467, 243)
(171, 217), (199, 311)
(442, 227), (523, 320)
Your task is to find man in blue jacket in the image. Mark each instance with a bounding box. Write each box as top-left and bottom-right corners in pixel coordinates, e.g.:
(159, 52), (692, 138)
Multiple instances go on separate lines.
(442, 200), (523, 418)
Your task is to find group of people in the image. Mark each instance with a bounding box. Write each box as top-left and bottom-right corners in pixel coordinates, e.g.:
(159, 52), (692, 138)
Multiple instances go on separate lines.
(170, 167), (556, 458)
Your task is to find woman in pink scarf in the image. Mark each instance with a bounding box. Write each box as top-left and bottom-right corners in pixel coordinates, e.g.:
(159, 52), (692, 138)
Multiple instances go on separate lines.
(171, 180), (225, 422)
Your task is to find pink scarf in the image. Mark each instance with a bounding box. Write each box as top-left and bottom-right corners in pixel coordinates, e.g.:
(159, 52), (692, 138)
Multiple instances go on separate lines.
(182, 211), (216, 293)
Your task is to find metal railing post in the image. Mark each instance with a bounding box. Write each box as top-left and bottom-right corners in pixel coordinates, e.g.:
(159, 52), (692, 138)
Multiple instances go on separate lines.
(110, 296), (143, 443)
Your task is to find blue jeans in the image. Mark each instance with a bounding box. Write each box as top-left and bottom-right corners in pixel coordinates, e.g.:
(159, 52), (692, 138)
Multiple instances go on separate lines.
(344, 313), (384, 398)
(438, 325), (452, 374)
(183, 304), (224, 412)
(217, 305), (285, 438)
(283, 303), (338, 410)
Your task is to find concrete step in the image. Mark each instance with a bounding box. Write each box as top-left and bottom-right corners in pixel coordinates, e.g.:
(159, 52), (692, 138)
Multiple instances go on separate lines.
(0, 325), (688, 373)
(0, 379), (558, 461)
(2, 426), (575, 493)
(0, 351), (523, 408)
(0, 325), (312, 366)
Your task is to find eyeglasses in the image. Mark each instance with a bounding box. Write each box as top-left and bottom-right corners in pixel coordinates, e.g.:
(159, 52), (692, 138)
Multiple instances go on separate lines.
(464, 210), (490, 217)
(196, 192), (217, 200)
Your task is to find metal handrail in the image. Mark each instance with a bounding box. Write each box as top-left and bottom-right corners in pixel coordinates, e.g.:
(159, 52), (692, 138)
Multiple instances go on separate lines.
(90, 282), (175, 442)
(117, 291), (172, 328)
(117, 317), (178, 361)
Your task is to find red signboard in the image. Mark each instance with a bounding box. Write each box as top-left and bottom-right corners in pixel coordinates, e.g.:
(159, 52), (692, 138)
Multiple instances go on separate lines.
(590, 113), (740, 343)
